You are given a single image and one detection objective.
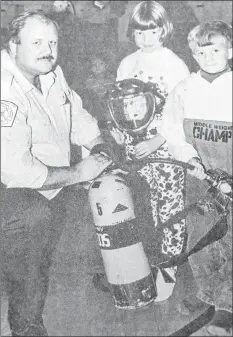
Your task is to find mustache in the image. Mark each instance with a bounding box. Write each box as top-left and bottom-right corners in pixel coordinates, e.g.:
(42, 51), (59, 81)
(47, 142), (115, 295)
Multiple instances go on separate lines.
(38, 55), (54, 60)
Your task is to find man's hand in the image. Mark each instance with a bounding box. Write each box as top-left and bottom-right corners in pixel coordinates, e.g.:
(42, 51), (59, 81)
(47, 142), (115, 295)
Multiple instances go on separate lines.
(75, 154), (112, 182)
(187, 157), (206, 180)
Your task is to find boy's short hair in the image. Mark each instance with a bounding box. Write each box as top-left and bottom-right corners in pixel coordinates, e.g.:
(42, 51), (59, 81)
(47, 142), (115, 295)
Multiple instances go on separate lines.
(188, 20), (232, 53)
(4, 10), (59, 52)
(127, 1), (173, 44)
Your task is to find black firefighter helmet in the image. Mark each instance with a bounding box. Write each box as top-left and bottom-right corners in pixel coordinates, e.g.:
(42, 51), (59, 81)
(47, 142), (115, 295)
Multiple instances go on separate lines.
(102, 78), (166, 134)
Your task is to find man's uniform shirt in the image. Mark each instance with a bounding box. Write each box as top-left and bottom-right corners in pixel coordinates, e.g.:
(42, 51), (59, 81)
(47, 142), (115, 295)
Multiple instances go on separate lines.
(1, 50), (101, 199)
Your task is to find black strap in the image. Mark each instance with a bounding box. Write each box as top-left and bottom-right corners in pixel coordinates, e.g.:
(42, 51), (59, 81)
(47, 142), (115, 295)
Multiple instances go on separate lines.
(90, 142), (123, 163)
(94, 156), (229, 269)
(128, 158), (230, 266)
(118, 157), (229, 269)
(161, 202), (198, 231)
(158, 214), (228, 269)
(90, 143), (114, 157)
(168, 305), (215, 336)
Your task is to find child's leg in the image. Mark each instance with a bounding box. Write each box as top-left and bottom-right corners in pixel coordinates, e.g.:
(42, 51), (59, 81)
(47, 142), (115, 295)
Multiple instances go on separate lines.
(138, 162), (186, 262)
(213, 206), (232, 311)
(138, 163), (160, 228)
(207, 206), (232, 335)
(155, 163), (186, 258)
(184, 188), (221, 313)
(177, 175), (214, 314)
(184, 176), (232, 323)
(137, 163), (170, 268)
(139, 163), (179, 301)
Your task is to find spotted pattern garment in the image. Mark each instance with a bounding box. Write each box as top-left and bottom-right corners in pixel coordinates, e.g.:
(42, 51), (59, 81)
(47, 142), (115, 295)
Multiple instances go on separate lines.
(122, 89), (186, 260)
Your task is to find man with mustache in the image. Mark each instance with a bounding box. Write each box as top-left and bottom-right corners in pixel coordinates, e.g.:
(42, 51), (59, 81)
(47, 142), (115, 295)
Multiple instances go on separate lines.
(1, 10), (114, 337)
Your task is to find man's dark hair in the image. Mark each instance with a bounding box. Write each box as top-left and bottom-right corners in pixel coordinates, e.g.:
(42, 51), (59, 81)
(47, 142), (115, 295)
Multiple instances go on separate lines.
(4, 10), (59, 52)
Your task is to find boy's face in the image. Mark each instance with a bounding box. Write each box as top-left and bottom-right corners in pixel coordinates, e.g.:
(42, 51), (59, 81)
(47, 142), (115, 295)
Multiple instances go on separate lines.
(134, 28), (163, 53)
(193, 35), (231, 73)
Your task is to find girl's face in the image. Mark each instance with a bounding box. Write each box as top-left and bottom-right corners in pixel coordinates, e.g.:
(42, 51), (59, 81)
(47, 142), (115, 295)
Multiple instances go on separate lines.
(134, 28), (163, 53)
(124, 95), (147, 121)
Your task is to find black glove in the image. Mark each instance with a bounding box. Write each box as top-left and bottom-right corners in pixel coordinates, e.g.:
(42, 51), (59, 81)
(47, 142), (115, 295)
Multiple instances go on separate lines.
(90, 142), (124, 165)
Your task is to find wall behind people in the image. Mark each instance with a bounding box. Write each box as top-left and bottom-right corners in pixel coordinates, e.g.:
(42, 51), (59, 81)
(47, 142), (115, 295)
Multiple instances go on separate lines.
(49, 1), (128, 92)
(51, 14), (119, 93)
(188, 1), (232, 23)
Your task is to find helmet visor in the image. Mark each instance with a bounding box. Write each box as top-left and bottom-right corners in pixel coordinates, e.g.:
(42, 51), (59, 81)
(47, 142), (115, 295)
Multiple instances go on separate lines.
(108, 92), (155, 132)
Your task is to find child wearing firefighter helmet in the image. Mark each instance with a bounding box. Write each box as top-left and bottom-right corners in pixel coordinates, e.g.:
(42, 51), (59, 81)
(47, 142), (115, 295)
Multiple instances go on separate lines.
(110, 0), (190, 301)
(156, 20), (232, 335)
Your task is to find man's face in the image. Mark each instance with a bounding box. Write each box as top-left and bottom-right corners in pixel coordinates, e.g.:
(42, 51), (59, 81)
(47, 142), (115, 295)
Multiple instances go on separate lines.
(14, 18), (58, 78)
(193, 35), (231, 73)
(134, 28), (163, 53)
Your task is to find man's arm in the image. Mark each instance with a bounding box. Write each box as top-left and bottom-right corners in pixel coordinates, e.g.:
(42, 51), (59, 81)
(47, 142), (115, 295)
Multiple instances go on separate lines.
(39, 151), (112, 190)
(1, 94), (110, 190)
(2, 114), (112, 190)
(40, 134), (110, 190)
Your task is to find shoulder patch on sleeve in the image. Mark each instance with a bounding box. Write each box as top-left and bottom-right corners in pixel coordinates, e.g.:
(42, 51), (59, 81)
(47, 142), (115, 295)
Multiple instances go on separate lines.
(1, 100), (18, 127)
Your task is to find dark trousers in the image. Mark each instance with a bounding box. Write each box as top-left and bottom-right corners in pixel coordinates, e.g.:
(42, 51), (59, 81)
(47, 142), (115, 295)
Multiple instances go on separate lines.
(1, 186), (78, 333)
(185, 176), (232, 312)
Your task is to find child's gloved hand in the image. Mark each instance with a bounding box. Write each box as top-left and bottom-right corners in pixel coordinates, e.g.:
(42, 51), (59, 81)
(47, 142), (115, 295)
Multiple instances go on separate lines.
(110, 127), (125, 145)
(134, 139), (154, 159)
(219, 182), (232, 194)
(187, 157), (206, 180)
(134, 135), (166, 159)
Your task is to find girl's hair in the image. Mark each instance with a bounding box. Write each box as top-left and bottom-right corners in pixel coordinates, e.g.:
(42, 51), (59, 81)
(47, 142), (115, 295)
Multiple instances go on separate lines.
(4, 10), (59, 52)
(188, 20), (232, 53)
(127, 1), (173, 44)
